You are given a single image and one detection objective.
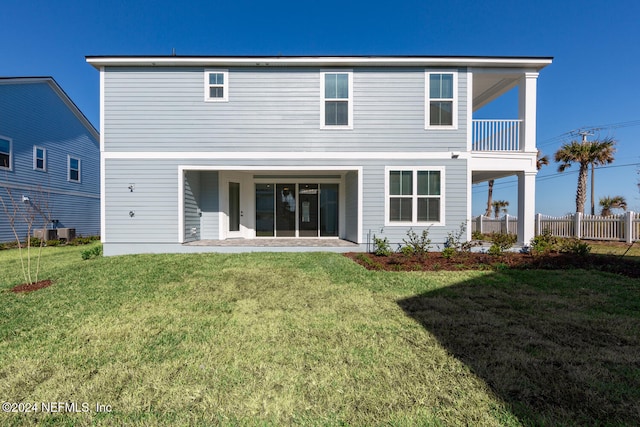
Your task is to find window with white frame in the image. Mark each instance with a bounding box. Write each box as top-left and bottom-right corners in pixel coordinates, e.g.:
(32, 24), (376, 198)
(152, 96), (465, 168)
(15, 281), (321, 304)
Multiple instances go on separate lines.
(204, 70), (229, 102)
(426, 72), (457, 128)
(321, 71), (353, 128)
(387, 167), (444, 225)
(0, 136), (12, 170)
(68, 156), (80, 182)
(33, 146), (47, 171)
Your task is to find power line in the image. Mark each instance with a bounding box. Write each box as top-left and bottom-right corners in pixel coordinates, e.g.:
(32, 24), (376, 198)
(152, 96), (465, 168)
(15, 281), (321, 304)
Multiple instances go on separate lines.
(537, 119), (640, 148)
(471, 162), (640, 193)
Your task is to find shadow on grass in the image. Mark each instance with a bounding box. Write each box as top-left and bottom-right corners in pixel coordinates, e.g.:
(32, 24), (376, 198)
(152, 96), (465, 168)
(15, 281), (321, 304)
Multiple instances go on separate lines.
(397, 270), (640, 426)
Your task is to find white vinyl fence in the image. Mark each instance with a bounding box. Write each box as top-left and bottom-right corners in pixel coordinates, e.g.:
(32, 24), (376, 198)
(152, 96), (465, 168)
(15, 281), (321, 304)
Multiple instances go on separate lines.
(472, 212), (640, 243)
(472, 215), (518, 235)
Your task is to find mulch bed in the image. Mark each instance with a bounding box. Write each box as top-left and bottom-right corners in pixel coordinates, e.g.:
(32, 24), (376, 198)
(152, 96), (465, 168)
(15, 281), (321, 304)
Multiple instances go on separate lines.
(346, 252), (640, 278)
(10, 279), (53, 293)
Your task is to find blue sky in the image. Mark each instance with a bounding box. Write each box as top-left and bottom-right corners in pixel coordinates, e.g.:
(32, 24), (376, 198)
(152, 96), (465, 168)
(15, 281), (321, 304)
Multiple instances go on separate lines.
(2, 0), (639, 216)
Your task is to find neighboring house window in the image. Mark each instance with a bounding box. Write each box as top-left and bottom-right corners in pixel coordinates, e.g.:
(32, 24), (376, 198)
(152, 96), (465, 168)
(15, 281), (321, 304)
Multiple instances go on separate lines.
(386, 167), (444, 225)
(320, 70), (353, 129)
(426, 72), (457, 129)
(68, 156), (81, 182)
(33, 146), (47, 171)
(0, 136), (12, 170)
(204, 70), (229, 102)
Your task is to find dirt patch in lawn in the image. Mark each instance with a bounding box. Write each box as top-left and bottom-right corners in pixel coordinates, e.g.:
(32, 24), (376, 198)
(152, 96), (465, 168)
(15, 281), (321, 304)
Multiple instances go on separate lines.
(10, 279), (53, 293)
(346, 252), (640, 278)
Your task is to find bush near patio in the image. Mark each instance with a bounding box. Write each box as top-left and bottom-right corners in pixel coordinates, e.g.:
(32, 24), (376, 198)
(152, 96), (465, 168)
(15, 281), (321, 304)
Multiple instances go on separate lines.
(1, 243), (639, 426)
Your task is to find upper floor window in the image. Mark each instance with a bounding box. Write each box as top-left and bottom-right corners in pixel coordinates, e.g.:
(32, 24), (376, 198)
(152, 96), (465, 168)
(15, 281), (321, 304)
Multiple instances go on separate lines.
(0, 136), (12, 170)
(321, 70), (353, 129)
(426, 72), (457, 129)
(33, 146), (47, 171)
(68, 156), (81, 182)
(386, 167), (444, 225)
(204, 70), (229, 102)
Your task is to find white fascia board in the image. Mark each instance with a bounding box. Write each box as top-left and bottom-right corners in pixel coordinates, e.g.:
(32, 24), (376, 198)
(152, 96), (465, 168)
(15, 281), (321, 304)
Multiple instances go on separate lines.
(86, 56), (552, 70)
(104, 151), (471, 160)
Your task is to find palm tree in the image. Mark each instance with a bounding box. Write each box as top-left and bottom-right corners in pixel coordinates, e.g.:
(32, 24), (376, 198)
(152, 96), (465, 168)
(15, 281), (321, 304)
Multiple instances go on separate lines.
(483, 151), (548, 217)
(484, 180), (494, 217)
(599, 195), (627, 216)
(554, 138), (616, 214)
(492, 200), (509, 218)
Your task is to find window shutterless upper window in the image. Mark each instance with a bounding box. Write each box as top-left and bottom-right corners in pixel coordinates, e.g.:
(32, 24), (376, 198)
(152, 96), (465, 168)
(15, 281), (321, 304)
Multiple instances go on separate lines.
(204, 70), (229, 102)
(425, 72), (457, 129)
(68, 156), (80, 182)
(33, 146), (47, 171)
(320, 70), (353, 129)
(0, 136), (12, 170)
(386, 167), (444, 226)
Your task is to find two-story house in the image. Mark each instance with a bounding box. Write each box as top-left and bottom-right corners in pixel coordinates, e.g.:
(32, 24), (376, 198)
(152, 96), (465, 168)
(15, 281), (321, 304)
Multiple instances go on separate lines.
(86, 55), (551, 256)
(0, 77), (100, 243)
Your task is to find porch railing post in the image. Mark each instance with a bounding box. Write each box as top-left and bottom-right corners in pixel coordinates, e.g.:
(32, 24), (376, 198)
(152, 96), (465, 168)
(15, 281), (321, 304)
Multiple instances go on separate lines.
(625, 211), (634, 244)
(535, 213), (541, 235)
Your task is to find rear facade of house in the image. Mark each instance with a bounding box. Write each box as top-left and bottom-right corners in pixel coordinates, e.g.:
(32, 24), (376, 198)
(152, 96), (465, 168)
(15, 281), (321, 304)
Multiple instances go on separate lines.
(0, 77), (100, 243)
(87, 56), (551, 256)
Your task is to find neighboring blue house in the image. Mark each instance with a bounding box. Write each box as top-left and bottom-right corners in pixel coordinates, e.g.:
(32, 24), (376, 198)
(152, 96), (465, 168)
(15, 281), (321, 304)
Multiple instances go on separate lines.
(87, 55), (551, 256)
(0, 77), (100, 242)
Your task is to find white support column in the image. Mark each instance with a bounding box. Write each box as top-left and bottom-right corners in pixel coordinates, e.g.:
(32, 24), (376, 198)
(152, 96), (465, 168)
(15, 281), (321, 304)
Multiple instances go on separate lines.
(518, 72), (539, 152)
(517, 171), (536, 245)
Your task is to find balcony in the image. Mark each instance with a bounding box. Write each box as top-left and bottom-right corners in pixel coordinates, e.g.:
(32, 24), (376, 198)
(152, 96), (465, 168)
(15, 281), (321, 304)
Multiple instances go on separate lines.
(472, 119), (521, 151)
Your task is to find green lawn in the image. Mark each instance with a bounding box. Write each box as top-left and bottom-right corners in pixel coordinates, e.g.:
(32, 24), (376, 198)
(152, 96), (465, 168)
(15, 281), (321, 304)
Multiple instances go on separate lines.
(1, 244), (639, 426)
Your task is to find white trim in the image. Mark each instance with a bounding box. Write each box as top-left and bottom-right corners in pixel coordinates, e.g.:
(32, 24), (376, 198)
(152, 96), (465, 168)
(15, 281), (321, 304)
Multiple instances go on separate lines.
(101, 154), (106, 242)
(466, 69), (473, 152)
(178, 165), (363, 172)
(100, 67), (105, 152)
(87, 56), (553, 69)
(425, 71), (458, 130)
(33, 145), (47, 171)
(204, 69), (229, 102)
(67, 155), (81, 183)
(384, 166), (446, 227)
(178, 169), (185, 243)
(105, 151), (470, 160)
(0, 135), (12, 171)
(320, 69), (353, 129)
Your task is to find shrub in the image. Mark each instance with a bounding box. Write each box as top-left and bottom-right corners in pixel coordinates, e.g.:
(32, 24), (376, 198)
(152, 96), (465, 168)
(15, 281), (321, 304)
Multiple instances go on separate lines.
(559, 238), (591, 256)
(81, 245), (102, 260)
(488, 233), (516, 256)
(471, 230), (484, 240)
(45, 239), (62, 247)
(402, 228), (432, 259)
(442, 247), (456, 259)
(373, 236), (392, 257)
(69, 236), (99, 246)
(446, 223), (476, 253)
(400, 245), (414, 258)
(530, 229), (558, 255)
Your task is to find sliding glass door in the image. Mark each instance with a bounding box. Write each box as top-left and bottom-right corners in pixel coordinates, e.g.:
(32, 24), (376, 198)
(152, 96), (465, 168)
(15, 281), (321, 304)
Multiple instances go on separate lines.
(254, 182), (339, 238)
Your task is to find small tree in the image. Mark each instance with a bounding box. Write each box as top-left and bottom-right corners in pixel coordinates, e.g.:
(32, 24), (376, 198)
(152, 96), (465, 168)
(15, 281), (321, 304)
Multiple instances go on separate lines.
(0, 184), (51, 284)
(492, 200), (509, 218)
(599, 195), (627, 216)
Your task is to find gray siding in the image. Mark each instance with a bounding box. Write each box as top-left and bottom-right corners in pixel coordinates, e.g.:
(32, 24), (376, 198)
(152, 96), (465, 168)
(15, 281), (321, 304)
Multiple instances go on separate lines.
(103, 158), (467, 248)
(103, 67), (467, 153)
(0, 81), (100, 242)
(200, 171), (219, 239)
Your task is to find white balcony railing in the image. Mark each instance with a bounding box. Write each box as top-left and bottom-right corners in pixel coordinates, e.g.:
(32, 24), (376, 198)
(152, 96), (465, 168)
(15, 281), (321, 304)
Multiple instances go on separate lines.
(472, 119), (522, 151)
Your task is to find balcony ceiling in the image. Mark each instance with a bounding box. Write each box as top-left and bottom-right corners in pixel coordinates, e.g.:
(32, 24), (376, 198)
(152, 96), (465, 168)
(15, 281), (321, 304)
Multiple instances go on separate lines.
(473, 73), (521, 111)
